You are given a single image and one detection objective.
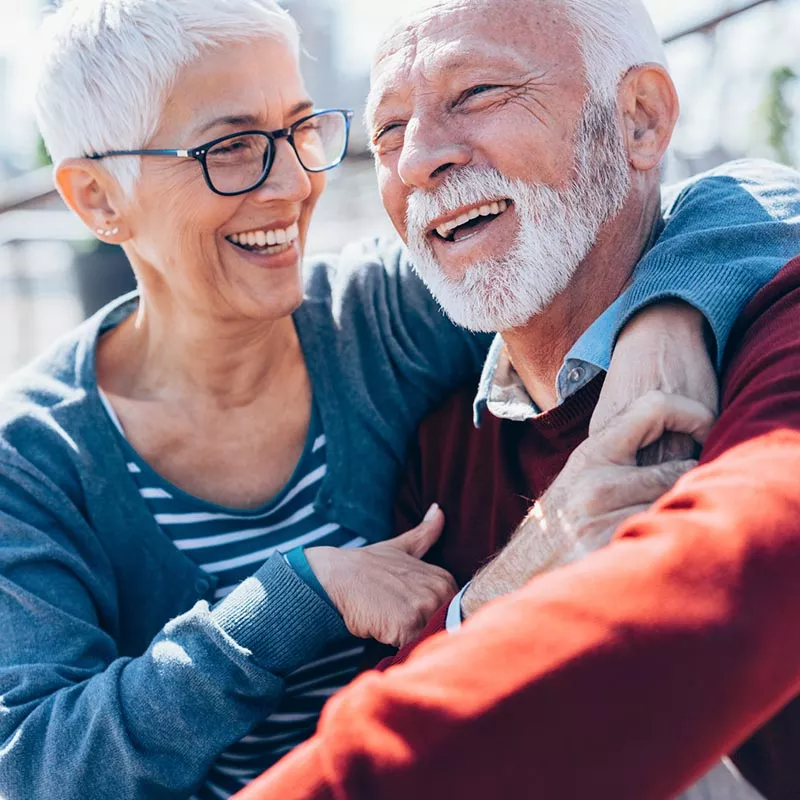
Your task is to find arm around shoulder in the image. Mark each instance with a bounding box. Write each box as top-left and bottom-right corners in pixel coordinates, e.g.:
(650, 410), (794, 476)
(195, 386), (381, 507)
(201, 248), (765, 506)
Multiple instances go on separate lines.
(616, 159), (800, 369)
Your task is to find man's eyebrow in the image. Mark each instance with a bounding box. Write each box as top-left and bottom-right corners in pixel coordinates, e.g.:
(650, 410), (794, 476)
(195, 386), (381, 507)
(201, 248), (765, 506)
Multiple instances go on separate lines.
(366, 89), (394, 127)
(194, 101), (315, 137)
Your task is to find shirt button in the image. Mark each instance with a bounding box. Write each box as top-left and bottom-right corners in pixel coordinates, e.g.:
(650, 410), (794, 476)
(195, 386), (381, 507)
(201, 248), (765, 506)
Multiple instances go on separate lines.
(567, 366), (586, 384)
(195, 578), (209, 594)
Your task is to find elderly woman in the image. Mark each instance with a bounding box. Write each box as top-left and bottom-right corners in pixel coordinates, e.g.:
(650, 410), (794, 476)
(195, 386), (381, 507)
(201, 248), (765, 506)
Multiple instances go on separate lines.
(1, 1), (799, 799)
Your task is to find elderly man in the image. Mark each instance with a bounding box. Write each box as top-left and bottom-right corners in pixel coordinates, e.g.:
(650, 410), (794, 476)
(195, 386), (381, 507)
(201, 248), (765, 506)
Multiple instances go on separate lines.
(234, 1), (800, 798)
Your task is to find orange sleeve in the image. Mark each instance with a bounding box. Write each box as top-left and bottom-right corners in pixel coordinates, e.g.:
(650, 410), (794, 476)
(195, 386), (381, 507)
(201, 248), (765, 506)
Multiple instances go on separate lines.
(235, 266), (800, 800)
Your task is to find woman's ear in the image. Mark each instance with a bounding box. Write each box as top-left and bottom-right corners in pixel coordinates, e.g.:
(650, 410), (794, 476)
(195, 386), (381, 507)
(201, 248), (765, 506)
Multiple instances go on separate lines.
(617, 64), (680, 172)
(54, 159), (128, 242)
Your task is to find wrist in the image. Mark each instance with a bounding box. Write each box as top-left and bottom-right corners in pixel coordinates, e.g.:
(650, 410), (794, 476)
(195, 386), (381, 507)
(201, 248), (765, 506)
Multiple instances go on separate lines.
(460, 580), (485, 618)
(623, 300), (704, 345)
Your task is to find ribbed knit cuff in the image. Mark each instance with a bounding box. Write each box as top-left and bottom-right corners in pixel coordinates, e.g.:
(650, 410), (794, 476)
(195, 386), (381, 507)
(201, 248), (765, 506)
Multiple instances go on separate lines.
(616, 256), (761, 371)
(212, 553), (348, 674)
(285, 546), (335, 608)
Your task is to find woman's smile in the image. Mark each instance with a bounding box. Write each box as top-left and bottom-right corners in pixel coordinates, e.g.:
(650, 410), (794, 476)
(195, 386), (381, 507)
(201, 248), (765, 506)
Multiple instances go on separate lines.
(226, 220), (301, 269)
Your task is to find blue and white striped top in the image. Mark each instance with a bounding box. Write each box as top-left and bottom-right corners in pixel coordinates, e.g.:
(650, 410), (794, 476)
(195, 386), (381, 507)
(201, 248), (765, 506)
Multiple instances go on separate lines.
(99, 392), (366, 799)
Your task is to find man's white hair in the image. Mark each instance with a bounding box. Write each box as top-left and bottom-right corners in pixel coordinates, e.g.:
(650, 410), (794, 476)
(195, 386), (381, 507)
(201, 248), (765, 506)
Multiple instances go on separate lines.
(35, 0), (299, 193)
(367, 0), (668, 133)
(562, 0), (668, 100)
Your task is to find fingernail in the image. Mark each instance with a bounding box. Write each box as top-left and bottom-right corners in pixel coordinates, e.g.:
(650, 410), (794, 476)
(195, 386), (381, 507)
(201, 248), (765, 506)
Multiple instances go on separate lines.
(424, 503), (439, 522)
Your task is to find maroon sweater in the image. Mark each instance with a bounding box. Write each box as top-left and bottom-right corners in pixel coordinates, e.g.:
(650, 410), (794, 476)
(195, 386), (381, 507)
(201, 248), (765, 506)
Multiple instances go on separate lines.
(237, 257), (800, 800)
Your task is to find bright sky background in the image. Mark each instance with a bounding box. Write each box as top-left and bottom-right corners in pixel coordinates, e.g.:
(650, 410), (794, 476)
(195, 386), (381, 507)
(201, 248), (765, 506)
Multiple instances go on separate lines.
(0, 0), (695, 72)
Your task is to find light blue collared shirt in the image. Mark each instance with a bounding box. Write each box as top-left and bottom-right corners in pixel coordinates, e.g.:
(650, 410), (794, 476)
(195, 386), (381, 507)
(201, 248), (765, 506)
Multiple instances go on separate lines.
(472, 293), (626, 428)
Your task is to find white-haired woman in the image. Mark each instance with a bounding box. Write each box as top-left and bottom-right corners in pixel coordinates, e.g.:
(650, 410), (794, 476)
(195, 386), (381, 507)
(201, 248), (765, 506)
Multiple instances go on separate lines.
(1, 1), (799, 799)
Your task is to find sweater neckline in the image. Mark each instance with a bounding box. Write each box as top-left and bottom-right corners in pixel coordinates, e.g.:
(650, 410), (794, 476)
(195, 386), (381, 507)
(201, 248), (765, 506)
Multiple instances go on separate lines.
(77, 291), (357, 539)
(523, 374), (604, 432)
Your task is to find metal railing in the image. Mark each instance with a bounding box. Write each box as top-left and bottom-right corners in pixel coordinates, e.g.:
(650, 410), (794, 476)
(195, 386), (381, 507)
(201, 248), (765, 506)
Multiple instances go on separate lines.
(664, 0), (776, 44)
(0, 166), (85, 245)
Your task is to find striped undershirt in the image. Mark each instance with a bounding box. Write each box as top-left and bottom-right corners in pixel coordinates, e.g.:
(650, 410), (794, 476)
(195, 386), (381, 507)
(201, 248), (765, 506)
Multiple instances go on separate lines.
(98, 391), (366, 799)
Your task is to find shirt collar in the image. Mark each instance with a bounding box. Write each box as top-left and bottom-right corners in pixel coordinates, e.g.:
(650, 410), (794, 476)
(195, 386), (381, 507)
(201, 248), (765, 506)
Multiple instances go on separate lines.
(472, 292), (629, 428)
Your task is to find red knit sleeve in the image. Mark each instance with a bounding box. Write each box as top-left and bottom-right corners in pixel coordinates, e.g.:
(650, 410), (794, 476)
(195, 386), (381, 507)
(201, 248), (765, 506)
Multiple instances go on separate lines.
(233, 259), (800, 800)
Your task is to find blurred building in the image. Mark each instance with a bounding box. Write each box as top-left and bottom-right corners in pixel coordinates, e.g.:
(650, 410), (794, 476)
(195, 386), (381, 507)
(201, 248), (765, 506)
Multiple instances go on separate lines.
(281, 0), (371, 149)
(0, 56), (11, 179)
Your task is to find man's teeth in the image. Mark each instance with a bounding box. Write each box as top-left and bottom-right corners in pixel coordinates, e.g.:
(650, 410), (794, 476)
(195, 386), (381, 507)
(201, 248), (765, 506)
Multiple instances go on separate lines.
(229, 222), (300, 248)
(435, 200), (509, 239)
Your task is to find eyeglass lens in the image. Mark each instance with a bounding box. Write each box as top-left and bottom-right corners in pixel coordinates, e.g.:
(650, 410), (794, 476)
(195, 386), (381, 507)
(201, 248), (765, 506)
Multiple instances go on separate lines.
(204, 111), (348, 194)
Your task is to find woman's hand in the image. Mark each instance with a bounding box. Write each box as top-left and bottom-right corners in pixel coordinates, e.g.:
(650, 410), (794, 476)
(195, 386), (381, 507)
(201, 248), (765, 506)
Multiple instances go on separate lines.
(463, 392), (715, 617)
(591, 301), (719, 465)
(306, 506), (458, 648)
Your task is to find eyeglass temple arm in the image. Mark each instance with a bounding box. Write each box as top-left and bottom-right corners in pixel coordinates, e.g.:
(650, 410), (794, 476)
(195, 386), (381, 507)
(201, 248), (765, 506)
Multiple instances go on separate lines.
(88, 149), (193, 160)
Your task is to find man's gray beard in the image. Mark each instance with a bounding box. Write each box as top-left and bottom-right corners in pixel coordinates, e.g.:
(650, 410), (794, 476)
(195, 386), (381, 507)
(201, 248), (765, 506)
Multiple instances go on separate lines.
(405, 97), (632, 333)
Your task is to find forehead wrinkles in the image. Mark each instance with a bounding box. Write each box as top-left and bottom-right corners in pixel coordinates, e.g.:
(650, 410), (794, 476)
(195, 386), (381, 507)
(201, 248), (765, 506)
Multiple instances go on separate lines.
(369, 0), (572, 112)
(369, 11), (538, 125)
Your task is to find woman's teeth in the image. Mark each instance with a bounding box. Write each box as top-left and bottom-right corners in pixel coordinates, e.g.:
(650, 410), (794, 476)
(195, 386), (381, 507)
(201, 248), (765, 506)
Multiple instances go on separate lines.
(435, 199), (509, 240)
(229, 222), (300, 250)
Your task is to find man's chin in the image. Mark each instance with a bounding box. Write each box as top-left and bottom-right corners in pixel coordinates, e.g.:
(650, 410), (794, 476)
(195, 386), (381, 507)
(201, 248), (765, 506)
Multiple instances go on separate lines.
(433, 292), (536, 334)
(409, 250), (540, 331)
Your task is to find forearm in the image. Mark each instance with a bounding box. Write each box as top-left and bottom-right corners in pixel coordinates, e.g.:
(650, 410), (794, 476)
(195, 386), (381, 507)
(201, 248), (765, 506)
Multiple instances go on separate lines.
(0, 554), (347, 800)
(461, 502), (567, 616)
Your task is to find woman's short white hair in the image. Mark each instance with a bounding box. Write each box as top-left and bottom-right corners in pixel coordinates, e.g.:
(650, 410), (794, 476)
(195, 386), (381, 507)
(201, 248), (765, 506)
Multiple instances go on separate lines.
(563, 0), (669, 100)
(36, 0), (300, 193)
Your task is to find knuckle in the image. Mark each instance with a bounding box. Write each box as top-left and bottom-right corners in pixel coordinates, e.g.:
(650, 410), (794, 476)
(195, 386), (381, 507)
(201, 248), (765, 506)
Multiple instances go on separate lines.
(636, 468), (672, 495)
(661, 459), (695, 483)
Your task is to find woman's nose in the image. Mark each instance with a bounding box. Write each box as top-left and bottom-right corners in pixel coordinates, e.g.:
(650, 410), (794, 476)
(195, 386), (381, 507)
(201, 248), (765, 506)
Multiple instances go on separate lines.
(252, 138), (313, 203)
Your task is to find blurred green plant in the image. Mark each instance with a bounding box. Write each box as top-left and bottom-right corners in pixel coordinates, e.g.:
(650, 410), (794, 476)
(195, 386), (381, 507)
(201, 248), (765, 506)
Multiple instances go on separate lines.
(35, 136), (52, 169)
(762, 65), (797, 167)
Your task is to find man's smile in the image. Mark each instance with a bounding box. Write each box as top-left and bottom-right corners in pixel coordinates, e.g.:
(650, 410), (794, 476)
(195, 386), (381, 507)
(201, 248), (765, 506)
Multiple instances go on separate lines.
(428, 199), (512, 243)
(423, 199), (518, 280)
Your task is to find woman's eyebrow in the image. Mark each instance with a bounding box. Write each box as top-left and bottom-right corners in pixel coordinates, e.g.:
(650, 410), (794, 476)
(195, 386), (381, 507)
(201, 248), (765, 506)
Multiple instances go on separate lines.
(193, 101), (316, 138)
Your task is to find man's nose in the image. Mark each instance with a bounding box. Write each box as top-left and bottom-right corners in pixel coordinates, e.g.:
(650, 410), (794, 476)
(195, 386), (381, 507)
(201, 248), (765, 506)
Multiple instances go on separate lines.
(252, 138), (313, 203)
(397, 118), (472, 191)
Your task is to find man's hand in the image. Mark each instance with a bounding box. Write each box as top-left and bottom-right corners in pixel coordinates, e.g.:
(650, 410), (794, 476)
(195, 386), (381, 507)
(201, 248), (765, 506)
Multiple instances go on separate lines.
(592, 301), (719, 465)
(306, 505), (457, 648)
(462, 392), (715, 617)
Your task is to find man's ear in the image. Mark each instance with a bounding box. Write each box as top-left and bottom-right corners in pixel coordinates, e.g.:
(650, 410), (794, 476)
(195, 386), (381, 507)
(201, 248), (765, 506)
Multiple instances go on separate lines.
(54, 159), (129, 242)
(618, 64), (679, 172)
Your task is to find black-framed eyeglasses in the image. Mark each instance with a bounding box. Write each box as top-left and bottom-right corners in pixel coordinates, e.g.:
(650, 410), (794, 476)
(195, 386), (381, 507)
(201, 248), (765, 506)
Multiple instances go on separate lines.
(87, 108), (353, 197)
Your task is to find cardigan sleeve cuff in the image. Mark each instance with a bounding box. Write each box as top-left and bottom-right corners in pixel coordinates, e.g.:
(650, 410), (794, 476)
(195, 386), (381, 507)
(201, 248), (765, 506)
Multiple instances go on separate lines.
(614, 255), (776, 371)
(212, 552), (348, 674)
(284, 546), (336, 608)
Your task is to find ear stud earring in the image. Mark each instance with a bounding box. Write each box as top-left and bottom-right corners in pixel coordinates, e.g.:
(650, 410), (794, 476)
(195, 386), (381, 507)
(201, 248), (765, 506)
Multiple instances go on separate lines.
(95, 226), (120, 237)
